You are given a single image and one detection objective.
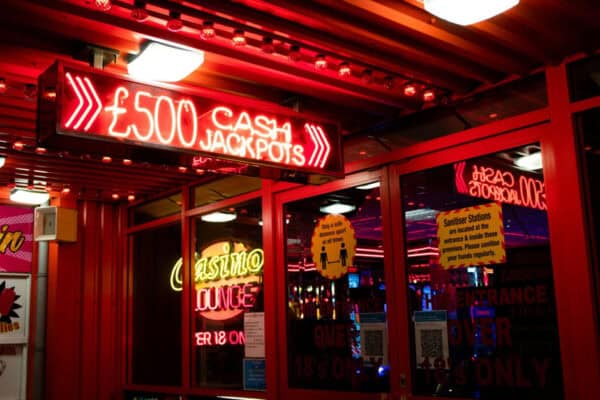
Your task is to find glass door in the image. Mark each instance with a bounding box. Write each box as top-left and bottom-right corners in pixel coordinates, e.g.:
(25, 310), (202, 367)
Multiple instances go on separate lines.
(390, 133), (565, 400)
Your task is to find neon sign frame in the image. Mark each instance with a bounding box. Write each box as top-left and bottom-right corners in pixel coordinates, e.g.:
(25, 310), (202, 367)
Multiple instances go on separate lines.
(37, 61), (342, 177)
(454, 160), (546, 211)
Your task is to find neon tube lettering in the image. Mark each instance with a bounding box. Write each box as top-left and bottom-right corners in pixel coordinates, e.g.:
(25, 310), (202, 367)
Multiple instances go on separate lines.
(177, 99), (197, 147)
(154, 95), (176, 144)
(195, 330), (246, 346)
(105, 87), (131, 138)
(211, 106), (234, 131)
(132, 91), (154, 141)
(169, 246), (265, 291)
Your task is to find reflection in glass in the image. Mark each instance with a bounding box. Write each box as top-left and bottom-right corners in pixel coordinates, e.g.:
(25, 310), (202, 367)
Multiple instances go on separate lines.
(402, 145), (563, 399)
(285, 182), (389, 392)
(192, 199), (263, 389)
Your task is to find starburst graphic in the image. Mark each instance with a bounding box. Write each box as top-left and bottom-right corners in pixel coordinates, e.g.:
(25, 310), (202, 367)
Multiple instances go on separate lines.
(0, 281), (21, 323)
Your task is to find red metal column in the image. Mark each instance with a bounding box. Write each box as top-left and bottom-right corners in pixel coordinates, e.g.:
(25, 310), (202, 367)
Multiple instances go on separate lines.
(545, 64), (600, 399)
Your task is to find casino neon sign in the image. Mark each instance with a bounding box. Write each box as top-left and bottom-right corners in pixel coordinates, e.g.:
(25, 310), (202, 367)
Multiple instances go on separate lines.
(454, 161), (546, 211)
(39, 62), (341, 175)
(169, 241), (264, 322)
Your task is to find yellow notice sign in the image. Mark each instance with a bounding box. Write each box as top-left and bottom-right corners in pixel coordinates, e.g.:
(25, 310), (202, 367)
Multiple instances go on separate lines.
(436, 203), (506, 269)
(311, 214), (356, 280)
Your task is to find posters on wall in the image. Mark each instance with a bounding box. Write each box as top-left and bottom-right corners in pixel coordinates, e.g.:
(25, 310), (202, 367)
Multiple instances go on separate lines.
(0, 206), (34, 274)
(414, 311), (450, 370)
(311, 214), (356, 280)
(244, 312), (265, 358)
(436, 203), (506, 269)
(0, 344), (27, 400)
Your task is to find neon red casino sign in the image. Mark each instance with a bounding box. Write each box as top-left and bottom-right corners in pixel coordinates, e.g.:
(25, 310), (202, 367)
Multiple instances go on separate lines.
(38, 62), (342, 176)
(454, 160), (546, 211)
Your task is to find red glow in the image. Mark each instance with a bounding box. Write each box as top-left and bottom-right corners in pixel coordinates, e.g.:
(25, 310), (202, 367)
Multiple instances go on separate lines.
(232, 30), (246, 46)
(64, 73), (102, 131)
(339, 62), (351, 77)
(127, 194), (135, 201)
(12, 142), (24, 151)
(55, 65), (339, 174)
(94, 0), (111, 11)
(455, 161), (546, 210)
(178, 166), (188, 173)
(423, 89), (436, 102)
(201, 21), (216, 40)
(101, 156), (112, 163)
(0, 78), (6, 93)
(35, 147), (47, 154)
(112, 193), (120, 200)
(195, 283), (257, 314)
(62, 186), (71, 194)
(195, 330), (246, 346)
(315, 54), (327, 69)
(403, 84), (417, 97)
(122, 158), (132, 166)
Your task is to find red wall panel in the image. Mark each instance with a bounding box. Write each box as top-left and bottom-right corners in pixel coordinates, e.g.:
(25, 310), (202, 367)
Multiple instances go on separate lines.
(45, 199), (125, 400)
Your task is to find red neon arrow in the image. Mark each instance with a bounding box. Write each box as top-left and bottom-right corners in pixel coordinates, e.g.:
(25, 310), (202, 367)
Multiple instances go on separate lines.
(64, 72), (102, 131)
(306, 123), (320, 167)
(305, 123), (331, 168)
(64, 72), (83, 129)
(315, 125), (331, 168)
(83, 77), (102, 131)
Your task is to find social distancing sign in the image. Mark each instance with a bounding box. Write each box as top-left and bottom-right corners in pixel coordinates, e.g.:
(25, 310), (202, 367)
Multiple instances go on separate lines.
(311, 214), (356, 280)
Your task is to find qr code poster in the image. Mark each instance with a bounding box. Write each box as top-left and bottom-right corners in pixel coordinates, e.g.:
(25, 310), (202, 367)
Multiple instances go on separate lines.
(414, 310), (449, 369)
(360, 322), (388, 365)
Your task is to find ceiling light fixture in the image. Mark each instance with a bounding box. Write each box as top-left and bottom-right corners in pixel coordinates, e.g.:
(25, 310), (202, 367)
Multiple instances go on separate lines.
(201, 211), (237, 223)
(423, 89), (436, 102)
(0, 78), (7, 94)
(166, 10), (184, 32)
(424, 0), (519, 25)
(356, 182), (380, 190)
(320, 203), (356, 214)
(122, 159), (133, 166)
(12, 142), (25, 151)
(128, 194), (136, 202)
(515, 152), (543, 171)
(232, 29), (246, 46)
(10, 188), (50, 205)
(314, 54), (327, 69)
(94, 0), (112, 11)
(338, 62), (351, 77)
(131, 1), (149, 22)
(403, 84), (417, 97)
(201, 21), (216, 40)
(128, 41), (204, 82)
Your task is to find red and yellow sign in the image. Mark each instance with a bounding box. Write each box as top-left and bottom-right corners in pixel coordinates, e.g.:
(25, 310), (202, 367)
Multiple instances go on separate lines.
(436, 203), (506, 269)
(169, 241), (264, 321)
(311, 215), (356, 280)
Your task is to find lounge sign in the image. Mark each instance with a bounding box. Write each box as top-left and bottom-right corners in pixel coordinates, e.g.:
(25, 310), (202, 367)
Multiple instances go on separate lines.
(38, 62), (342, 176)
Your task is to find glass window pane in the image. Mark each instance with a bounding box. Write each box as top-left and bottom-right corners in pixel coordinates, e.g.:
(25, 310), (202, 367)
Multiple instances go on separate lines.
(401, 145), (563, 399)
(577, 108), (600, 320)
(192, 176), (261, 208)
(568, 54), (600, 102)
(131, 223), (182, 386)
(285, 182), (389, 392)
(131, 193), (182, 225)
(191, 199), (264, 389)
